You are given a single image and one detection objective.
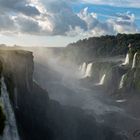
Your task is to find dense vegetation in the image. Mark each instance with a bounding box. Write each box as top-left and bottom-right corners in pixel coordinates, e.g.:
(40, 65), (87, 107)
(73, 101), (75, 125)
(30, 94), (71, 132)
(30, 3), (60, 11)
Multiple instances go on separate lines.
(64, 34), (140, 63)
(0, 105), (5, 135)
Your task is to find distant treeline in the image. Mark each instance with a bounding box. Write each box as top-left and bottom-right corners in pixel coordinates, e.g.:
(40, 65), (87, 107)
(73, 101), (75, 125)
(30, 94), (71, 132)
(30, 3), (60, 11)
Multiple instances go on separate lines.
(64, 34), (140, 63)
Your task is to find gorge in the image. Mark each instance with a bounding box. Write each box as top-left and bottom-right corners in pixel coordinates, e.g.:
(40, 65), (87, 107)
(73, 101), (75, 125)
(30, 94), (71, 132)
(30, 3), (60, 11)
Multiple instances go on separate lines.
(0, 34), (140, 140)
(0, 48), (127, 140)
(0, 0), (140, 138)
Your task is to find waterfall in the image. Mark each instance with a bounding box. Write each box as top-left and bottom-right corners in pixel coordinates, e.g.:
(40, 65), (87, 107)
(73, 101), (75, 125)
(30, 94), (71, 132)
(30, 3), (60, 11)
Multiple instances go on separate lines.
(81, 62), (87, 75)
(119, 74), (126, 89)
(122, 53), (129, 65)
(96, 74), (106, 85)
(0, 78), (20, 140)
(85, 63), (93, 77)
(99, 74), (106, 85)
(132, 52), (137, 69)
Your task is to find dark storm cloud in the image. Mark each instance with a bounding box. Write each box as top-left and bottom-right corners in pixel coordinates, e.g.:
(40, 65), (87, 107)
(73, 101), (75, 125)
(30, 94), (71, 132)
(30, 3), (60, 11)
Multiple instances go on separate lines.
(0, 0), (40, 16)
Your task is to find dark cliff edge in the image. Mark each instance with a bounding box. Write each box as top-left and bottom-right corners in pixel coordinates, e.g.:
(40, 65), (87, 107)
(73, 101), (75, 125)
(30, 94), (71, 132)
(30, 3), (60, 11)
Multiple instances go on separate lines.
(0, 49), (126, 140)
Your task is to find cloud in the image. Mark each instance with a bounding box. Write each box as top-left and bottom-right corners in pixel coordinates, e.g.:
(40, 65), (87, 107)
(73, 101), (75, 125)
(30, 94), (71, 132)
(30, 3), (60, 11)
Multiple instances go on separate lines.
(0, 0), (40, 16)
(78, 7), (98, 29)
(108, 12), (138, 33)
(67, 8), (139, 37)
(0, 0), (88, 35)
(76, 7), (115, 36)
(0, 0), (139, 37)
(0, 14), (16, 32)
(38, 0), (87, 35)
(15, 16), (41, 34)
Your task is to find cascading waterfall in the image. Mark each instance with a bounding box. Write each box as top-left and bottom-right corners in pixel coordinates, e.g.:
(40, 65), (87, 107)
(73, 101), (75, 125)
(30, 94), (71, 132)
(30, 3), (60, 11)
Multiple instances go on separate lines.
(81, 62), (87, 75)
(84, 63), (93, 77)
(132, 52), (137, 69)
(96, 74), (106, 85)
(0, 78), (20, 140)
(122, 53), (129, 65)
(99, 74), (106, 85)
(119, 74), (126, 89)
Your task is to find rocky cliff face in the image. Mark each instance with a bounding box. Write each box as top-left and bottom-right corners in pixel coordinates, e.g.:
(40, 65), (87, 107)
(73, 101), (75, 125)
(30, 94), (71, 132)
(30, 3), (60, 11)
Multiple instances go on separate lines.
(0, 49), (34, 138)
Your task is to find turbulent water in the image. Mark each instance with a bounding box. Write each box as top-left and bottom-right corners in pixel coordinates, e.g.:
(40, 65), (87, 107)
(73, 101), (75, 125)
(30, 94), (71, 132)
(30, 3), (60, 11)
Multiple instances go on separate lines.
(0, 78), (20, 140)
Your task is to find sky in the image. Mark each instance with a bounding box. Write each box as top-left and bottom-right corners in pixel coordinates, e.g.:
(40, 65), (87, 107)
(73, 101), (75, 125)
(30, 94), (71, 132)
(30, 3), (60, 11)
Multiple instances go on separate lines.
(0, 0), (140, 47)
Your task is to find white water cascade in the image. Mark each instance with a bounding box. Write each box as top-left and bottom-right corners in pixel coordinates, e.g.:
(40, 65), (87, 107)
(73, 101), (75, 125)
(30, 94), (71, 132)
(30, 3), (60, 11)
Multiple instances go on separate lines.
(0, 78), (20, 140)
(81, 62), (87, 75)
(122, 53), (129, 65)
(96, 74), (106, 85)
(84, 63), (93, 77)
(119, 74), (126, 89)
(99, 74), (106, 85)
(132, 52), (137, 69)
